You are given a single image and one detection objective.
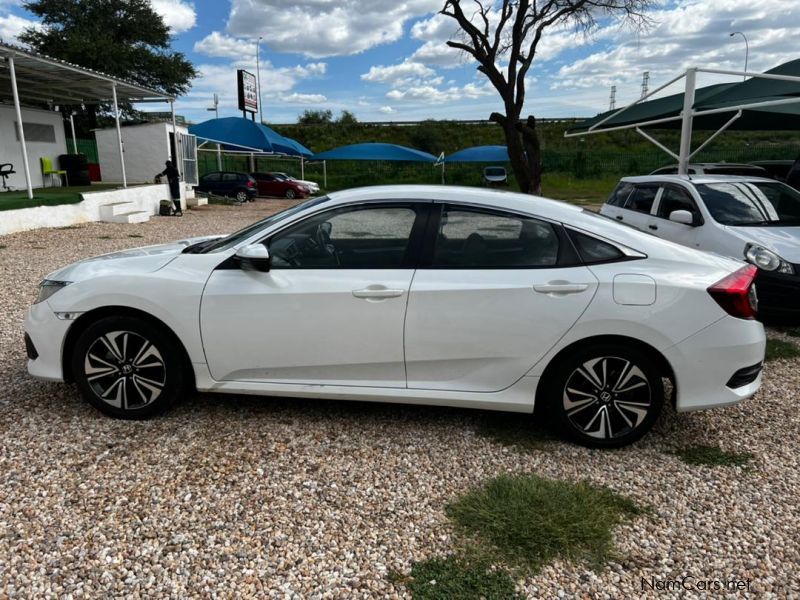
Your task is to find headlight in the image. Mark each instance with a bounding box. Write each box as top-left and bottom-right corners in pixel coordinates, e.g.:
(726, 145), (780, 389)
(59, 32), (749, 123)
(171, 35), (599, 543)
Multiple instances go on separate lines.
(35, 280), (71, 304)
(744, 244), (794, 274)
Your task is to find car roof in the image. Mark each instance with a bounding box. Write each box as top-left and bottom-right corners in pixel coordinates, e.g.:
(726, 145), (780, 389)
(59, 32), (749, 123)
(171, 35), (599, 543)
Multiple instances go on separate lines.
(621, 174), (777, 185)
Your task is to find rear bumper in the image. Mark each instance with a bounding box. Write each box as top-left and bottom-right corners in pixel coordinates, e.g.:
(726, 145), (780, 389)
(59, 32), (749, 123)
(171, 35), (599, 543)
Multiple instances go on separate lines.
(664, 316), (766, 412)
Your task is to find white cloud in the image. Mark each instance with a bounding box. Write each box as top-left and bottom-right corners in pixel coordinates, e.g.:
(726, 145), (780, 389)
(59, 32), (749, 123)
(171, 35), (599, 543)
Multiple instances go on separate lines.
(0, 12), (35, 43)
(387, 81), (494, 103)
(194, 31), (249, 59)
(149, 0), (196, 34)
(226, 0), (442, 58)
(362, 60), (436, 84)
(379, 105), (396, 114)
(281, 92), (327, 104)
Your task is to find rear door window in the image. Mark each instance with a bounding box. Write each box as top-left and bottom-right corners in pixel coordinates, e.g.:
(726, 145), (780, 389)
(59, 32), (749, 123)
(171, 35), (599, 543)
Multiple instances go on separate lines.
(606, 182), (634, 207)
(624, 185), (659, 214)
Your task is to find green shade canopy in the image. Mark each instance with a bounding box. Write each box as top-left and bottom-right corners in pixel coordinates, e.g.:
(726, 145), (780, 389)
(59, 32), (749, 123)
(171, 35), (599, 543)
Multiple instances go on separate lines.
(567, 59), (800, 134)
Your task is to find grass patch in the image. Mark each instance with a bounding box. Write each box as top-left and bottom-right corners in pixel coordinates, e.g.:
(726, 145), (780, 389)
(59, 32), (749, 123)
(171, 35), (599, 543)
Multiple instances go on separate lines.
(397, 556), (520, 600)
(765, 338), (800, 361)
(0, 184), (120, 212)
(0, 244), (6, 250)
(475, 413), (554, 452)
(774, 326), (800, 339)
(541, 173), (619, 205)
(447, 474), (642, 573)
(672, 445), (754, 467)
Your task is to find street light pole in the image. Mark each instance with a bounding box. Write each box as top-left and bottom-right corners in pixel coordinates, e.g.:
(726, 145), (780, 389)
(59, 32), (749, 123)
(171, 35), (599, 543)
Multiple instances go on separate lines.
(256, 36), (264, 124)
(729, 31), (749, 81)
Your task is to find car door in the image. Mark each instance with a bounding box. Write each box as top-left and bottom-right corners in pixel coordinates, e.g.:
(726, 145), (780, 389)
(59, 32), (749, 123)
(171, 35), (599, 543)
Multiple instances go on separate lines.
(404, 204), (598, 393)
(199, 172), (220, 193)
(649, 184), (706, 249)
(616, 184), (660, 231)
(220, 172), (239, 197)
(200, 202), (428, 387)
(599, 181), (634, 222)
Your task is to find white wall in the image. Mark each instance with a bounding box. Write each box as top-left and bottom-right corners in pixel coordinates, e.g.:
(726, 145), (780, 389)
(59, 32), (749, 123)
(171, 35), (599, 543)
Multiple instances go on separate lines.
(0, 184), (174, 236)
(0, 104), (68, 190)
(95, 122), (188, 185)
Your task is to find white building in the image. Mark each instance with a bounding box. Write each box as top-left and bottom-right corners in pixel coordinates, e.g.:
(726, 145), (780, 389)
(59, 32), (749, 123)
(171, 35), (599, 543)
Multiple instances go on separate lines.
(95, 121), (197, 185)
(0, 103), (68, 190)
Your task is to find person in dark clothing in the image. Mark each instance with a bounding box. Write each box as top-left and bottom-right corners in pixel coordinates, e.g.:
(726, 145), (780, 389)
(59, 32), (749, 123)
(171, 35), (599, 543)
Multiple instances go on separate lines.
(157, 160), (182, 216)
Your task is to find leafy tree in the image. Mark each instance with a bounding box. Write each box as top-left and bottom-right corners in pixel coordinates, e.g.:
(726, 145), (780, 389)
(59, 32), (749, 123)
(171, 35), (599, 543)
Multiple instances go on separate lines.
(336, 110), (358, 125)
(298, 109), (334, 125)
(440, 0), (652, 194)
(19, 0), (196, 128)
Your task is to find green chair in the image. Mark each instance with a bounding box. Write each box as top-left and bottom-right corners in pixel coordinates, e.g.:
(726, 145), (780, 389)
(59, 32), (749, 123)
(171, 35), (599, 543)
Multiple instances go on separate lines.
(40, 157), (68, 188)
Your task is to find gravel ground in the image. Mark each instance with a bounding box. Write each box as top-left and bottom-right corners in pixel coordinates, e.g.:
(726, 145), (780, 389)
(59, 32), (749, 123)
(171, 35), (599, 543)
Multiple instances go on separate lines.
(1, 200), (799, 598)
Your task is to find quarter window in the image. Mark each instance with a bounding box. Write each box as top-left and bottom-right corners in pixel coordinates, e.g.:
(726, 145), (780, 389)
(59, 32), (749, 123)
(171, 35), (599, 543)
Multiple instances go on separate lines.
(624, 185), (659, 214)
(432, 207), (559, 268)
(269, 205), (419, 268)
(569, 231), (624, 263)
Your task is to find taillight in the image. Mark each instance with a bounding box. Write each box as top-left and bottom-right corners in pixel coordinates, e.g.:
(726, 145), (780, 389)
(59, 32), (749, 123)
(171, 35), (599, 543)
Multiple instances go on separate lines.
(247, 180), (254, 188)
(707, 265), (758, 319)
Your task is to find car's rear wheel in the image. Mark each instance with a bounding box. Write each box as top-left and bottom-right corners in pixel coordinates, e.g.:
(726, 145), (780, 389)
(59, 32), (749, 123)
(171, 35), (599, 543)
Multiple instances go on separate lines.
(236, 190), (249, 203)
(71, 316), (186, 419)
(544, 344), (664, 448)
(285, 188), (296, 199)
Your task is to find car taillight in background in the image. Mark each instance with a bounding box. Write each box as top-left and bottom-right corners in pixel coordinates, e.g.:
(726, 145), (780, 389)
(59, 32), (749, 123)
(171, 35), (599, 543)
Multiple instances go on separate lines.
(247, 180), (255, 188)
(707, 265), (758, 319)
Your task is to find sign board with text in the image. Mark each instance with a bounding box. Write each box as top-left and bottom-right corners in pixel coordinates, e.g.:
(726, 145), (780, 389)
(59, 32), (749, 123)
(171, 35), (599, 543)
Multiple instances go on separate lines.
(237, 69), (258, 114)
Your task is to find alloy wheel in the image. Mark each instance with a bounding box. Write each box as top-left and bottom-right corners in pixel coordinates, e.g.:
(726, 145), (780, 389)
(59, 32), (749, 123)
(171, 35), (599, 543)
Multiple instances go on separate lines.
(236, 191), (248, 203)
(562, 356), (652, 440)
(83, 330), (166, 410)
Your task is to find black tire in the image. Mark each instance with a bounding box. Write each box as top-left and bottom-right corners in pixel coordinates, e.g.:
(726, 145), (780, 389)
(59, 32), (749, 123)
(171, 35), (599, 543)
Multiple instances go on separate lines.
(284, 188), (296, 199)
(71, 316), (187, 419)
(543, 343), (664, 448)
(236, 190), (248, 203)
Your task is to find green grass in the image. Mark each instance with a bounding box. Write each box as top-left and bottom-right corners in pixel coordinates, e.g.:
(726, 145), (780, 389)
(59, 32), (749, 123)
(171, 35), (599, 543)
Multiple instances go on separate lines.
(765, 338), (800, 361)
(672, 445), (754, 467)
(0, 244), (6, 250)
(446, 474), (642, 573)
(396, 557), (520, 600)
(0, 184), (121, 212)
(541, 173), (618, 205)
(475, 413), (554, 452)
(774, 326), (800, 339)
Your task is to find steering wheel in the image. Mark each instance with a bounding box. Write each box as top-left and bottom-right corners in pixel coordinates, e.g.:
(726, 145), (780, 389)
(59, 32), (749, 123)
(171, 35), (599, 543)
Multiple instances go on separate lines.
(314, 223), (336, 258)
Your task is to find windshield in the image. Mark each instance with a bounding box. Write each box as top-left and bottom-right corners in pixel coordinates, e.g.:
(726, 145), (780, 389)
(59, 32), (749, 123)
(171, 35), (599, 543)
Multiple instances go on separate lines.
(485, 167), (505, 176)
(199, 196), (331, 253)
(696, 181), (800, 226)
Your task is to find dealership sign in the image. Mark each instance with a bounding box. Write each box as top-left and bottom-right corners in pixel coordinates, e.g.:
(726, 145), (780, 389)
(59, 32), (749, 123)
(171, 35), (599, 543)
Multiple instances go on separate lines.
(237, 69), (258, 114)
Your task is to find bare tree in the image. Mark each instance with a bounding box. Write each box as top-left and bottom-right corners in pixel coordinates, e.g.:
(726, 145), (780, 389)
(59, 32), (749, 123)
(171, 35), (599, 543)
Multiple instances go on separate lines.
(441, 0), (651, 194)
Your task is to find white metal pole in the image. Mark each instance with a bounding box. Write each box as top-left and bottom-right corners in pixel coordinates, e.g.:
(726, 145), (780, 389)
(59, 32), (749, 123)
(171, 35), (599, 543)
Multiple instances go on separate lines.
(69, 113), (78, 153)
(170, 100), (181, 176)
(323, 160), (327, 189)
(217, 144), (222, 170)
(256, 37), (263, 124)
(111, 83), (127, 188)
(300, 156), (304, 179)
(8, 56), (34, 200)
(678, 68), (696, 175)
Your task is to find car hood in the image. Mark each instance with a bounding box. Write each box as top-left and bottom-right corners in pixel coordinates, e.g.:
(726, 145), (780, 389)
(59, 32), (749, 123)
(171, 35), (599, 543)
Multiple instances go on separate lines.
(726, 225), (800, 263)
(45, 235), (224, 282)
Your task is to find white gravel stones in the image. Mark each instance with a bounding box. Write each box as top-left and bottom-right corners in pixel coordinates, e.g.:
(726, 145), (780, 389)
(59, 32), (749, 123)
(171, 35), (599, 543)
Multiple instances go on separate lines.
(1, 200), (798, 597)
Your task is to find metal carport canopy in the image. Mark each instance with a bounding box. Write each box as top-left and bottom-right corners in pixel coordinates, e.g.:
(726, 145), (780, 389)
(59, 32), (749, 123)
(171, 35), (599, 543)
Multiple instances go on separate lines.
(0, 42), (175, 199)
(565, 59), (800, 173)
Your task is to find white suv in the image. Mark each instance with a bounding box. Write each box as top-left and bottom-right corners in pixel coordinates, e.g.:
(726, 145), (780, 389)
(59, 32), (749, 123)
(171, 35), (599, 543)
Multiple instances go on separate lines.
(600, 175), (800, 319)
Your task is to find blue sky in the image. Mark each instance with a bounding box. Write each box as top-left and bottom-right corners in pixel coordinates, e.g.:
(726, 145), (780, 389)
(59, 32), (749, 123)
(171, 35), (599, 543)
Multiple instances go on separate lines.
(2, 0), (799, 124)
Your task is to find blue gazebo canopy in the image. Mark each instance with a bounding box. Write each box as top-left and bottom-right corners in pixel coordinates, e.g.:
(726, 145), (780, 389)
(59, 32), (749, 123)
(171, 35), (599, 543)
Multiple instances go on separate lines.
(189, 117), (311, 157)
(445, 145), (509, 163)
(313, 143), (437, 162)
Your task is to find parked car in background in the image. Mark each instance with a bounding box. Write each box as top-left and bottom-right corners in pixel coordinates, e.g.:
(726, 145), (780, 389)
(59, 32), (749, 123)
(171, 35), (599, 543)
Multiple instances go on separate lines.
(650, 163), (770, 177)
(196, 171), (257, 203)
(749, 160), (795, 182)
(25, 185), (765, 448)
(482, 166), (508, 186)
(600, 175), (800, 319)
(271, 172), (320, 194)
(250, 172), (310, 199)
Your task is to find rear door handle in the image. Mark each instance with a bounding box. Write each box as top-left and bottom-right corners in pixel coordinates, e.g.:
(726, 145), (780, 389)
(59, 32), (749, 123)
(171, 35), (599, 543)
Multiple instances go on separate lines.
(352, 287), (405, 299)
(615, 215), (624, 221)
(648, 224), (658, 230)
(533, 283), (589, 295)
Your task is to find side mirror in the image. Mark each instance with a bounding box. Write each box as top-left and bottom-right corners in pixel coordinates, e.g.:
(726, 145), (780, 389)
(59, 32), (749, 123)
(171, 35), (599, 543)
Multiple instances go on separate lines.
(235, 244), (271, 272)
(669, 209), (695, 226)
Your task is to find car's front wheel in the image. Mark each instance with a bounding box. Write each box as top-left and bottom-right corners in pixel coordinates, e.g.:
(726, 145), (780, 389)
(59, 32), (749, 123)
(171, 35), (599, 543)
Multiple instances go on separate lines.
(285, 188), (296, 199)
(71, 316), (187, 419)
(544, 344), (664, 448)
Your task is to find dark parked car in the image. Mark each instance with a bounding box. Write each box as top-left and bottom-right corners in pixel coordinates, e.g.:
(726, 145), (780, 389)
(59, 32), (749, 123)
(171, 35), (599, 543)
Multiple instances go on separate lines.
(749, 160), (796, 182)
(196, 171), (257, 203)
(250, 172), (310, 199)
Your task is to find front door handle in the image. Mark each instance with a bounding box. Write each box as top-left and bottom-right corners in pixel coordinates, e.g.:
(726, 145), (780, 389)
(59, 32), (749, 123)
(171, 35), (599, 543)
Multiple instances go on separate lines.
(352, 287), (405, 299)
(648, 224), (658, 230)
(615, 215), (624, 221)
(533, 282), (589, 295)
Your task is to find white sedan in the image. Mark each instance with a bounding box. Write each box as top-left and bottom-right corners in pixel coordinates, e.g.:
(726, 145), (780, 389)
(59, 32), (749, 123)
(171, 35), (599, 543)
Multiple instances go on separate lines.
(24, 185), (765, 447)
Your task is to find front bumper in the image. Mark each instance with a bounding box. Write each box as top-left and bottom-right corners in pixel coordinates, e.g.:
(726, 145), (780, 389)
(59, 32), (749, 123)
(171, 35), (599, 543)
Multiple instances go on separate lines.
(24, 301), (72, 381)
(755, 269), (800, 321)
(664, 315), (766, 412)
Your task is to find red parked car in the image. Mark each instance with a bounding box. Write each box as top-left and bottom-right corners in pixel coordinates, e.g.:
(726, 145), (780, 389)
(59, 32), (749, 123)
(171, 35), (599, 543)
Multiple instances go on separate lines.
(250, 172), (310, 199)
